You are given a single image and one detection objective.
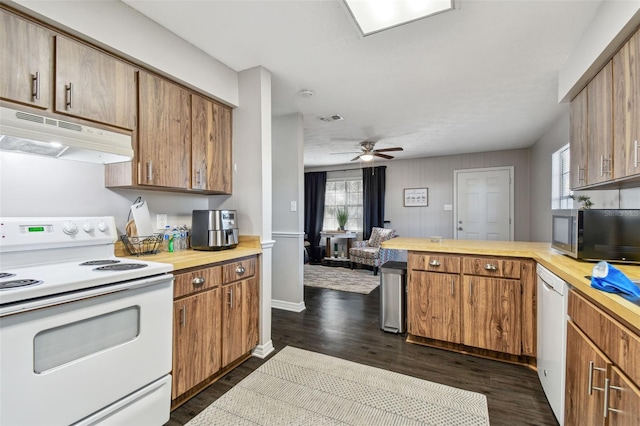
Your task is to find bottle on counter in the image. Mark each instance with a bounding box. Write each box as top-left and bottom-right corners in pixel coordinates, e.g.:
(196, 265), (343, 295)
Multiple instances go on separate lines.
(162, 225), (171, 252)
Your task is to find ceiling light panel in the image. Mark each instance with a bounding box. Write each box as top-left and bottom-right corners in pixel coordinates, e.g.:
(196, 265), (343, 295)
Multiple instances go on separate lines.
(344, 0), (453, 36)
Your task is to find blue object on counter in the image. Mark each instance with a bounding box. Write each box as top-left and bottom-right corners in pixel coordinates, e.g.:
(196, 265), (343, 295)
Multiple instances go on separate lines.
(591, 261), (640, 304)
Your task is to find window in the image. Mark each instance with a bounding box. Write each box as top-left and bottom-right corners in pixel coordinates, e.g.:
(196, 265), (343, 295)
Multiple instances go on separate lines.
(551, 144), (573, 210)
(323, 178), (363, 231)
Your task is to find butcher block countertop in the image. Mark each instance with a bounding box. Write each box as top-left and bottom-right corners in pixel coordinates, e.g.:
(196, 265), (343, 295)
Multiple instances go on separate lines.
(382, 238), (640, 331)
(116, 235), (262, 271)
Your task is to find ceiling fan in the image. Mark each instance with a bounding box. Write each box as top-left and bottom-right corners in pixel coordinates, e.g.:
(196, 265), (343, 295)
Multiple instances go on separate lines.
(350, 140), (403, 162)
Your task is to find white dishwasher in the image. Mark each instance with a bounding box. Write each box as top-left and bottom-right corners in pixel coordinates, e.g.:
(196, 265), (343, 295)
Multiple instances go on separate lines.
(537, 264), (568, 425)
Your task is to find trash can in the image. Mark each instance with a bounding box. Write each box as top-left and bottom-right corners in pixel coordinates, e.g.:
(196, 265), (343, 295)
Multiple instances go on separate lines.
(380, 261), (407, 334)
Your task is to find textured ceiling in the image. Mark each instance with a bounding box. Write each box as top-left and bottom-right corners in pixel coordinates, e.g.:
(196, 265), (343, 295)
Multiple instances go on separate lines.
(123, 0), (601, 167)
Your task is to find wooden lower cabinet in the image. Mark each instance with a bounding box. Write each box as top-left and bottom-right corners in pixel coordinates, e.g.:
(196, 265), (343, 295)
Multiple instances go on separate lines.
(462, 276), (521, 355)
(222, 276), (259, 367)
(565, 290), (640, 426)
(172, 288), (221, 399)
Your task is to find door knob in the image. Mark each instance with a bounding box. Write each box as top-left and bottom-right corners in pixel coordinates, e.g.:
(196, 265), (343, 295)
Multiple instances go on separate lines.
(457, 227), (463, 231)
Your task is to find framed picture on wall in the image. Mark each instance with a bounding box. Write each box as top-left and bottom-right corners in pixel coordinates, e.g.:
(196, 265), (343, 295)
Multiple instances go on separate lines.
(404, 188), (428, 207)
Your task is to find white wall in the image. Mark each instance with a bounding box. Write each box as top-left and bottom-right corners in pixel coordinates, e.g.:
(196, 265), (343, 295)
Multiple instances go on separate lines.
(271, 113), (305, 312)
(11, 0), (238, 105)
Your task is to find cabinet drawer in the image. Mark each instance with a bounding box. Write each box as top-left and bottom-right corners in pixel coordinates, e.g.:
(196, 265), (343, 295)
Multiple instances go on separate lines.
(174, 266), (222, 299)
(462, 257), (521, 279)
(222, 257), (256, 284)
(568, 289), (640, 386)
(408, 252), (460, 273)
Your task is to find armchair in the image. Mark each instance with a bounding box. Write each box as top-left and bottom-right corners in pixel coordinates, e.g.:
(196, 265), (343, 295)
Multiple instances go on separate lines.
(349, 227), (397, 275)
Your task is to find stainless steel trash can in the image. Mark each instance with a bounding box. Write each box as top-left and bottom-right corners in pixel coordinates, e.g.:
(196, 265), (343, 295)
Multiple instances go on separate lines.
(380, 261), (407, 333)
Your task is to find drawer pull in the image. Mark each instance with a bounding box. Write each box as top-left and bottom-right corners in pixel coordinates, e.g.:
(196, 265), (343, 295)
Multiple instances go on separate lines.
(450, 278), (454, 295)
(429, 259), (441, 267)
(32, 71), (40, 101)
(603, 378), (624, 418)
(228, 288), (233, 307)
(484, 264), (498, 271)
(192, 277), (205, 286)
(588, 360), (607, 395)
(180, 306), (186, 327)
(236, 265), (246, 275)
(65, 82), (73, 109)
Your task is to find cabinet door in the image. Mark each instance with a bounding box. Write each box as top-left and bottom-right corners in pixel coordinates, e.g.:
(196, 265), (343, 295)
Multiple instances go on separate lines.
(243, 276), (260, 352)
(462, 276), (521, 355)
(138, 72), (191, 189)
(607, 366), (640, 426)
(408, 271), (461, 343)
(587, 62), (614, 185)
(221, 281), (244, 367)
(172, 289), (221, 399)
(55, 36), (136, 129)
(191, 95), (232, 194)
(613, 29), (640, 179)
(0, 10), (52, 109)
(565, 321), (609, 426)
(570, 88), (589, 189)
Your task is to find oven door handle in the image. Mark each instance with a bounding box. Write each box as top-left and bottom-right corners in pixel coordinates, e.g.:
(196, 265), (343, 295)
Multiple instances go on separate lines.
(0, 274), (174, 317)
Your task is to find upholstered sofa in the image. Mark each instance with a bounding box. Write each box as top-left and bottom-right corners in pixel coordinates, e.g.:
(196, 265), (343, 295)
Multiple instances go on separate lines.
(349, 227), (397, 275)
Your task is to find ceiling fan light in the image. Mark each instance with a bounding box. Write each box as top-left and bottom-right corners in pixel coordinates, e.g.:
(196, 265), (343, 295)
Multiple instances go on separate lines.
(360, 153), (374, 161)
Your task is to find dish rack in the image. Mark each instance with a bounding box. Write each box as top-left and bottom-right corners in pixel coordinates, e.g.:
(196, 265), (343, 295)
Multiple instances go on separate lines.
(120, 234), (163, 256)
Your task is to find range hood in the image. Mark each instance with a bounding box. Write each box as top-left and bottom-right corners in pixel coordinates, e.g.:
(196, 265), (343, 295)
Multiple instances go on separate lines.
(0, 106), (133, 164)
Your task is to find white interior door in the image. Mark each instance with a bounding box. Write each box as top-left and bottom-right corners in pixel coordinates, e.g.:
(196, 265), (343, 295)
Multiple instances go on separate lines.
(454, 167), (513, 241)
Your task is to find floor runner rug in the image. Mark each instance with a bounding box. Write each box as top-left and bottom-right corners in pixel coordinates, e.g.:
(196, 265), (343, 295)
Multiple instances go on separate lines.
(186, 346), (490, 425)
(303, 264), (380, 294)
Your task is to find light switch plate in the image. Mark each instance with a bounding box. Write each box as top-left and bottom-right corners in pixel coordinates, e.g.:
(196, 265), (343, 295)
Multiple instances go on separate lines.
(444, 204), (453, 211)
(290, 201), (297, 212)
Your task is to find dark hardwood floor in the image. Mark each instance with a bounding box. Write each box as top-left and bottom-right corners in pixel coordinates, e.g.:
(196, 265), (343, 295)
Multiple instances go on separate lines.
(168, 282), (559, 425)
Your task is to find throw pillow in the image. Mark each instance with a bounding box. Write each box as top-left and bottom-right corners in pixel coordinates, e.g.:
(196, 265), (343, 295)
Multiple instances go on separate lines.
(368, 227), (393, 247)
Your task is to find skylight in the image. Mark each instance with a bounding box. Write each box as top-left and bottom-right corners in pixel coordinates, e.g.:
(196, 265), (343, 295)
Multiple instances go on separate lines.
(343, 0), (453, 36)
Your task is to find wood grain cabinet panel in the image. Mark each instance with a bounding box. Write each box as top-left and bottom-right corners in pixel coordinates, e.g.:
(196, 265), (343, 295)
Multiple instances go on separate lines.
(462, 256), (521, 279)
(613, 29), (640, 179)
(462, 276), (522, 355)
(222, 257), (256, 284)
(0, 9), (53, 109)
(607, 366), (640, 426)
(570, 88), (589, 189)
(173, 265), (222, 299)
(55, 36), (136, 130)
(408, 252), (461, 273)
(138, 71), (191, 189)
(587, 61), (614, 185)
(191, 94), (233, 194)
(172, 288), (221, 399)
(221, 281), (245, 367)
(408, 271), (461, 343)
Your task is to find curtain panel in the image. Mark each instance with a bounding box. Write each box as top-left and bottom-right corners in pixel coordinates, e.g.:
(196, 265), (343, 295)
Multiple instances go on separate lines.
(304, 171), (327, 247)
(362, 166), (386, 240)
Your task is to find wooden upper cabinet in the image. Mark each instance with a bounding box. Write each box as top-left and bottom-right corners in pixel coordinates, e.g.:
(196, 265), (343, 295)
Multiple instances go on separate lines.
(587, 61), (614, 185)
(55, 36), (136, 130)
(0, 9), (53, 109)
(138, 72), (191, 189)
(570, 88), (589, 189)
(613, 29), (640, 179)
(191, 94), (233, 194)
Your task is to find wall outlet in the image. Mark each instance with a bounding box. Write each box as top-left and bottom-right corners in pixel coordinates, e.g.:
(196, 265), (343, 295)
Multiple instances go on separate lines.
(290, 201), (297, 212)
(156, 213), (168, 230)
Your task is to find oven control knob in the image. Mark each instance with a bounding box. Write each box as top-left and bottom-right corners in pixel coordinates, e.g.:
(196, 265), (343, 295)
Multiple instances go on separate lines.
(82, 222), (95, 233)
(62, 222), (79, 235)
(97, 221), (109, 233)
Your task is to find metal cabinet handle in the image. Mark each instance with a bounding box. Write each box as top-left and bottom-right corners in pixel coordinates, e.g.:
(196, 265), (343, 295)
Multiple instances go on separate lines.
(192, 277), (205, 286)
(469, 280), (473, 297)
(227, 288), (233, 307)
(180, 306), (186, 326)
(65, 82), (73, 109)
(484, 264), (498, 271)
(603, 378), (623, 418)
(450, 278), (454, 295)
(146, 161), (153, 182)
(635, 140), (639, 168)
(578, 167), (586, 183)
(588, 360), (607, 395)
(32, 72), (40, 101)
(429, 259), (440, 267)
(236, 265), (246, 275)
(196, 169), (202, 187)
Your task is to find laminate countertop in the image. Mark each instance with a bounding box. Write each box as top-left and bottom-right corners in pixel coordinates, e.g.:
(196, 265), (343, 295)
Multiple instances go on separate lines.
(382, 237), (640, 331)
(116, 236), (262, 271)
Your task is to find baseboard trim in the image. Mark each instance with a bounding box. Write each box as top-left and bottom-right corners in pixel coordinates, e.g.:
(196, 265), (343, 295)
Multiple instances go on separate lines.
(271, 299), (306, 312)
(252, 340), (275, 359)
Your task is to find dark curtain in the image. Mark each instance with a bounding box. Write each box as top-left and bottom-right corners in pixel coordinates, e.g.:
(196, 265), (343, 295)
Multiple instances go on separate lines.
(304, 171), (327, 247)
(362, 166), (386, 240)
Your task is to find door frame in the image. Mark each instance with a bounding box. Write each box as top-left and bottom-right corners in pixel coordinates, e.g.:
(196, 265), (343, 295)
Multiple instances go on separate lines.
(453, 166), (514, 241)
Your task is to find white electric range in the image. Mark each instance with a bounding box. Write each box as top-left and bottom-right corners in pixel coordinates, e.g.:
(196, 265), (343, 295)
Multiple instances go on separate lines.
(0, 216), (174, 426)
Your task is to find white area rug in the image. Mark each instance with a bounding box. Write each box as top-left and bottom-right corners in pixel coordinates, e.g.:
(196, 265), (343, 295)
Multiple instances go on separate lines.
(186, 346), (490, 426)
(304, 264), (380, 294)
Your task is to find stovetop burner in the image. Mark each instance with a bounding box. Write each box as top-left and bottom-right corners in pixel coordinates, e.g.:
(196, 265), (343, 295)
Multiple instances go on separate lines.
(0, 279), (44, 290)
(0, 273), (16, 280)
(80, 260), (121, 266)
(94, 264), (148, 272)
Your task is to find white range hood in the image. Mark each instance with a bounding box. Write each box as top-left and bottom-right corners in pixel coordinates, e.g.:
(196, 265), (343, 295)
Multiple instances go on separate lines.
(0, 106), (133, 164)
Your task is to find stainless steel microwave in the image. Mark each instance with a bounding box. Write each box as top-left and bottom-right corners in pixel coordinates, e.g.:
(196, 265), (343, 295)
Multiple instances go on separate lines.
(551, 209), (640, 263)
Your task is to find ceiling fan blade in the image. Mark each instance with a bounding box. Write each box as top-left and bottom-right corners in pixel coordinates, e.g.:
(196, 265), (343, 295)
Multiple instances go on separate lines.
(374, 147), (403, 153)
(350, 155), (362, 161)
(374, 152), (394, 159)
